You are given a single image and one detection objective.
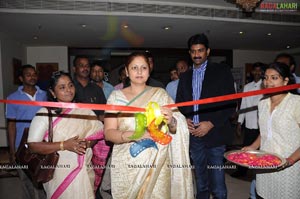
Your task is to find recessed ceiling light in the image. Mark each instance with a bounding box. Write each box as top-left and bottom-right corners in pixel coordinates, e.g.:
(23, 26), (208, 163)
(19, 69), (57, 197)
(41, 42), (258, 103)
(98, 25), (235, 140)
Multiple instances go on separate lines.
(33, 36), (38, 40)
(163, 26), (171, 30)
(239, 31), (244, 35)
(286, 45), (291, 49)
(81, 24), (87, 28)
(267, 33), (272, 36)
(123, 25), (129, 29)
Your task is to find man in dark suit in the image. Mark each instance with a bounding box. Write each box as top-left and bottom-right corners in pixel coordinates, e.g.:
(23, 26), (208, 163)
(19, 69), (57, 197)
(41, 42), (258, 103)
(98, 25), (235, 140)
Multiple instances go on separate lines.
(176, 33), (236, 199)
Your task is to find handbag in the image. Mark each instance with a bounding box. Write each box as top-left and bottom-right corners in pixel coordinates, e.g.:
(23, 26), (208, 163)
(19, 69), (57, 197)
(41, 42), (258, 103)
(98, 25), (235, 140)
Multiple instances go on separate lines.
(15, 107), (59, 184)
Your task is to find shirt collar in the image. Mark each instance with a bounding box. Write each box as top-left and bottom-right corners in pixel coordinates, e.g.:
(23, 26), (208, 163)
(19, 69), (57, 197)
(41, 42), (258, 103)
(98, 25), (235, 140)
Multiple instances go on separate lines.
(74, 77), (91, 88)
(254, 79), (262, 86)
(193, 60), (208, 72)
(18, 85), (43, 94)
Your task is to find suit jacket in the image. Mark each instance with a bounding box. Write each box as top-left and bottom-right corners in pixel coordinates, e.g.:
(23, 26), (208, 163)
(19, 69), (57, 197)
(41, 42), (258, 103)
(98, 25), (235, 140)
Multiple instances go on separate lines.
(176, 61), (236, 147)
(147, 77), (165, 88)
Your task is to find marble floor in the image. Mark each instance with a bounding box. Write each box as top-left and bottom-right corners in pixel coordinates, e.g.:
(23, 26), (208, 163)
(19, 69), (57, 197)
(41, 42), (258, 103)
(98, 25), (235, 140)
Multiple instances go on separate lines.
(0, 141), (253, 199)
(0, 167), (252, 199)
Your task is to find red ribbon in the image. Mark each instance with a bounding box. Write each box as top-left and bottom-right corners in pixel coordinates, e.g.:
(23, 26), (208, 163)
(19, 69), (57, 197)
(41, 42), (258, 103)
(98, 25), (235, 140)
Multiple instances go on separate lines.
(1, 84), (299, 111)
(0, 100), (144, 112)
(165, 84), (300, 108)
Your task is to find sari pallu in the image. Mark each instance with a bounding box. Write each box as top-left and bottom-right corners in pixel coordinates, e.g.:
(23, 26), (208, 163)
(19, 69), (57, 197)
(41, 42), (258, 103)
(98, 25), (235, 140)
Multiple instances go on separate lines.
(106, 87), (194, 199)
(28, 108), (104, 199)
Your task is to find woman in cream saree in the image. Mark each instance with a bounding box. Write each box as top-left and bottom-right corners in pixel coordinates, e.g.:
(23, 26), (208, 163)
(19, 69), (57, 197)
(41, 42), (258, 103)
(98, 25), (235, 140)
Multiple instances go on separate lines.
(29, 108), (103, 199)
(28, 72), (104, 199)
(106, 87), (193, 199)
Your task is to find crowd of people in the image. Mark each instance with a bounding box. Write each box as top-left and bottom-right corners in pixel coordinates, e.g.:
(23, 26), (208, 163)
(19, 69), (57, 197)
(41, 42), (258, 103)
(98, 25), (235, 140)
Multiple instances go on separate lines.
(5, 33), (300, 199)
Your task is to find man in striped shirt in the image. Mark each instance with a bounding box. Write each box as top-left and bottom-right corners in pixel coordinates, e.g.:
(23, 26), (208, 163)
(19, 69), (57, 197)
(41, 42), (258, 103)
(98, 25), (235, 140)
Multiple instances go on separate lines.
(177, 33), (236, 199)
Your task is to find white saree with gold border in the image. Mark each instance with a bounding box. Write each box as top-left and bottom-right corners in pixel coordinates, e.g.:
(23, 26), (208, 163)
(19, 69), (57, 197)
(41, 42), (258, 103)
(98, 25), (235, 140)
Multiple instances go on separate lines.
(106, 87), (194, 199)
(28, 108), (104, 199)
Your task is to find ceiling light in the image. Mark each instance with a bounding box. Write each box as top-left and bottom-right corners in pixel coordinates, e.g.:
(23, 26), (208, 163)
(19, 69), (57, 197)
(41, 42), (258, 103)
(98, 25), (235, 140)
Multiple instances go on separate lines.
(267, 33), (272, 36)
(239, 31), (244, 35)
(33, 36), (38, 40)
(123, 25), (129, 29)
(163, 26), (171, 30)
(81, 24), (87, 28)
(286, 45), (291, 49)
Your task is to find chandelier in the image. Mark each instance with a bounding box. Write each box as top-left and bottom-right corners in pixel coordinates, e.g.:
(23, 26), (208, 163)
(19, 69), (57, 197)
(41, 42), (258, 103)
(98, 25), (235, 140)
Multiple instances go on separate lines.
(236, 0), (262, 12)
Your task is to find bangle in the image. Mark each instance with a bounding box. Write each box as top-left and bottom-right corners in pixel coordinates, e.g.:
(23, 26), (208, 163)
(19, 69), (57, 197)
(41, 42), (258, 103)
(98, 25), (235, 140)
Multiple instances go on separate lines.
(60, 141), (64, 151)
(120, 131), (126, 142)
(87, 140), (91, 148)
(286, 158), (295, 166)
(168, 117), (177, 128)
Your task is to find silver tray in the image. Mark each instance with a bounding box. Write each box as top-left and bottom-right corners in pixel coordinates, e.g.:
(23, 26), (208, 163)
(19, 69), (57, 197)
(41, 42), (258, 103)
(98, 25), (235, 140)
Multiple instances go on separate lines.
(224, 150), (286, 169)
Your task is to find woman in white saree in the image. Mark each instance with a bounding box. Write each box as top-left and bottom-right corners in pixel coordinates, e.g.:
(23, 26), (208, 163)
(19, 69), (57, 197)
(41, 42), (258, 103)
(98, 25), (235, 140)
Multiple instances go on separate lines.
(28, 71), (104, 199)
(104, 52), (193, 199)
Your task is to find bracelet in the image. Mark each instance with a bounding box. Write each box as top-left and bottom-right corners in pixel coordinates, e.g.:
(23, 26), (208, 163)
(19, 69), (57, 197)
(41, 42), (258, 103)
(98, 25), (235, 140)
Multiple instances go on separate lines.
(286, 158), (295, 166)
(168, 117), (177, 128)
(86, 140), (91, 148)
(120, 131), (126, 142)
(60, 141), (65, 151)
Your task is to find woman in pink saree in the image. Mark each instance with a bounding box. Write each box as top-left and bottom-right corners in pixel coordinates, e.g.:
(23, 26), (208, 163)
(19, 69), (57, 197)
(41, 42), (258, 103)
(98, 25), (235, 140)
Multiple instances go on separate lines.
(104, 52), (194, 199)
(28, 71), (104, 199)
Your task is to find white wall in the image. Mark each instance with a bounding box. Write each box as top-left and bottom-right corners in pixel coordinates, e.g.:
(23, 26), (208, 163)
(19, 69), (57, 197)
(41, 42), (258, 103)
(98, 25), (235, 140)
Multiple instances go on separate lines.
(233, 49), (277, 68)
(233, 49), (300, 77)
(27, 46), (69, 72)
(0, 33), (26, 146)
(0, 45), (68, 147)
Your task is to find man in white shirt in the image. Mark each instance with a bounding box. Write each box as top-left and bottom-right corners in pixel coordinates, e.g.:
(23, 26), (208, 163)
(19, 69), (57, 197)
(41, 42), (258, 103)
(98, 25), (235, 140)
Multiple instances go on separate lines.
(231, 62), (264, 178)
(275, 53), (300, 94)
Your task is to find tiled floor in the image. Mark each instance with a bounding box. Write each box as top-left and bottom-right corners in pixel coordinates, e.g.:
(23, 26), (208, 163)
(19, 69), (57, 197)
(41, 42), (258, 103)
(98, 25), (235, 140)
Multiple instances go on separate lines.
(226, 171), (252, 199)
(0, 143), (253, 199)
(0, 169), (252, 199)
(0, 177), (22, 199)
(0, 174), (252, 199)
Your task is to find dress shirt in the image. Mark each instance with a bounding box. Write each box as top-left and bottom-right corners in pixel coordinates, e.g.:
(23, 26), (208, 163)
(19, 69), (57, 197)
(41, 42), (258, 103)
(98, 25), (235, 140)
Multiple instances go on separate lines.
(292, 73), (300, 93)
(238, 79), (263, 129)
(6, 86), (47, 148)
(192, 60), (207, 124)
(102, 81), (115, 99)
(166, 79), (179, 101)
(74, 78), (106, 116)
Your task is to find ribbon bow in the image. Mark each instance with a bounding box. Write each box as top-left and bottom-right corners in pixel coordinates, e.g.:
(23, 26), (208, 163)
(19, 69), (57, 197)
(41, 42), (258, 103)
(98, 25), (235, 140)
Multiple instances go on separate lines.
(129, 102), (173, 157)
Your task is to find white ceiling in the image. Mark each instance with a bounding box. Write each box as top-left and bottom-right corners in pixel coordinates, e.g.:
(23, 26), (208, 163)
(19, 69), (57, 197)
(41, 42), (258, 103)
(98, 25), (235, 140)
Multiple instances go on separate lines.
(0, 0), (299, 51)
